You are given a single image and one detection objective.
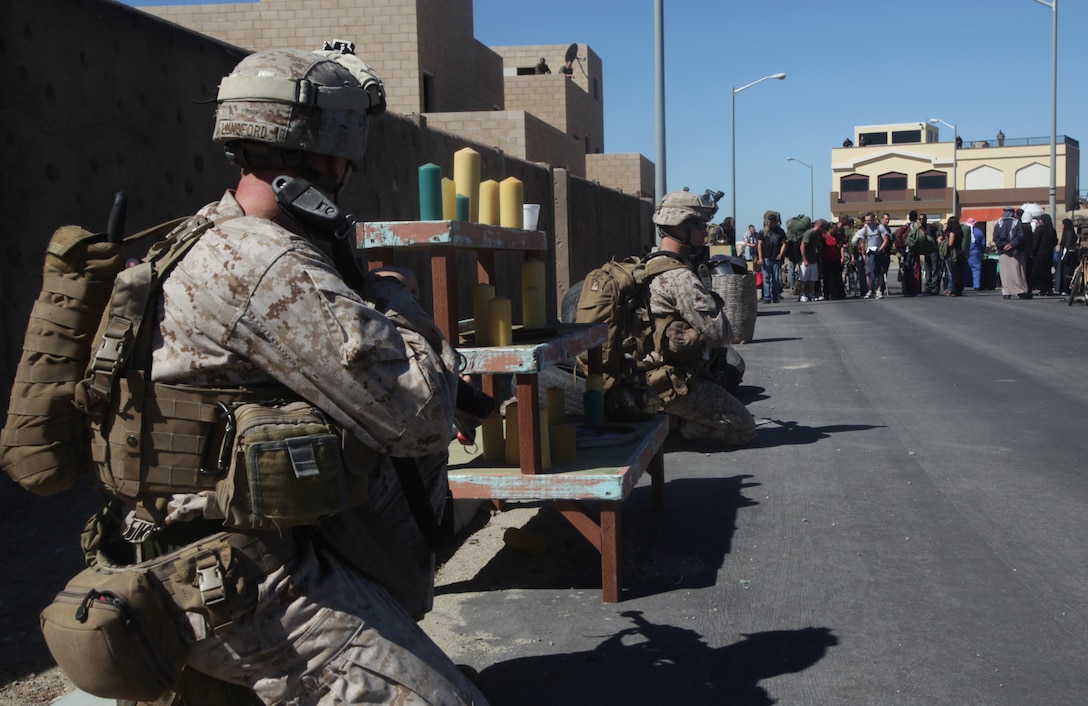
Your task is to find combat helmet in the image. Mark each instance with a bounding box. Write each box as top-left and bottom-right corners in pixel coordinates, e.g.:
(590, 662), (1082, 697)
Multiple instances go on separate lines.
(652, 188), (721, 227)
(213, 44), (386, 180)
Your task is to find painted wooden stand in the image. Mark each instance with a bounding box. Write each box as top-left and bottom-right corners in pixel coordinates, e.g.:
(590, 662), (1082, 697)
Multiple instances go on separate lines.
(448, 414), (668, 602)
(359, 220), (669, 600)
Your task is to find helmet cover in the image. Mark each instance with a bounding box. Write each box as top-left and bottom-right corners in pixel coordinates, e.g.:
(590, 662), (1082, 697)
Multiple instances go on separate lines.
(652, 189), (719, 227)
(214, 48), (379, 163)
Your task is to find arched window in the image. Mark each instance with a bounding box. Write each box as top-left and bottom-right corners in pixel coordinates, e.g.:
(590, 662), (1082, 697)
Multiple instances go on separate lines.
(916, 170), (947, 201)
(840, 174), (869, 203)
(877, 172), (907, 202)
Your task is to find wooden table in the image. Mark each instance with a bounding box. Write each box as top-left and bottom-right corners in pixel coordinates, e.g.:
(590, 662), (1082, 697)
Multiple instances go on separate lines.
(447, 414), (669, 602)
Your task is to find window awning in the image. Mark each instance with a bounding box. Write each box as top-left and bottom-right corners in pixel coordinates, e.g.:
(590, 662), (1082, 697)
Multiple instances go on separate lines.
(959, 207), (1006, 223)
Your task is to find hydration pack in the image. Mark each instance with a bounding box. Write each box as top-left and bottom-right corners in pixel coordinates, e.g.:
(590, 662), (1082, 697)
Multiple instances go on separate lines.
(573, 252), (687, 383)
(0, 213), (203, 495)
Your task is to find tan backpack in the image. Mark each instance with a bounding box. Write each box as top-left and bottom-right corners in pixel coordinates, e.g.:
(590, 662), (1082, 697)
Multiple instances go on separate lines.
(0, 214), (201, 495)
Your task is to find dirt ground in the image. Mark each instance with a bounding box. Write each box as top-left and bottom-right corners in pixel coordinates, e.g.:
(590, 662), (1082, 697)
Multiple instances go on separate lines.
(0, 481), (100, 705)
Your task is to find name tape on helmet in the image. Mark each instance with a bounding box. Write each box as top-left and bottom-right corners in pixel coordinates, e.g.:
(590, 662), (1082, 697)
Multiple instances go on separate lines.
(216, 119), (289, 145)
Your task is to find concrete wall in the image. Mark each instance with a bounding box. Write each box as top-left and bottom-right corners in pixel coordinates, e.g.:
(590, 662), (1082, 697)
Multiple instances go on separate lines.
(423, 110), (586, 175)
(587, 153), (656, 199)
(141, 0), (505, 115)
(492, 44), (604, 156)
(0, 0), (651, 413)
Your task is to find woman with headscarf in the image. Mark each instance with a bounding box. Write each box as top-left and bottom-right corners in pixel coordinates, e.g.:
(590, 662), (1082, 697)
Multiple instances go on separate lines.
(1056, 218), (1079, 298)
(1030, 214), (1057, 296)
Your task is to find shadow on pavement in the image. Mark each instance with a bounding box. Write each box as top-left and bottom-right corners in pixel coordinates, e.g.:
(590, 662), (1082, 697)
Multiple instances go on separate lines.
(436, 476), (760, 599)
(477, 611), (838, 705)
(748, 419), (884, 448)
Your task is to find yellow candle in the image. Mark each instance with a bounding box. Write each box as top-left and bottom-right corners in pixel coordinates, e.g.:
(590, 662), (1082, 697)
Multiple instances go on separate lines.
(472, 283), (495, 346)
(504, 401), (519, 465)
(488, 297), (512, 346)
(552, 423), (577, 464)
(539, 418), (551, 470)
(546, 387), (565, 427)
(479, 179), (500, 225)
(521, 258), (547, 329)
(481, 411), (504, 462)
(586, 374), (605, 393)
(499, 176), (524, 228)
(454, 147), (481, 222)
(441, 177), (456, 220)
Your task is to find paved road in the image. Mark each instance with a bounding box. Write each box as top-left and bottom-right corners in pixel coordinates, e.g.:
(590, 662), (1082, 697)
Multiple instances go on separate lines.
(424, 286), (1088, 705)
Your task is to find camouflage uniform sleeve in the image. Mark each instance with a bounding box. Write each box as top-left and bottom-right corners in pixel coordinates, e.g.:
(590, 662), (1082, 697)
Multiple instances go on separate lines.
(239, 246), (457, 456)
(155, 213), (457, 458)
(648, 267), (732, 350)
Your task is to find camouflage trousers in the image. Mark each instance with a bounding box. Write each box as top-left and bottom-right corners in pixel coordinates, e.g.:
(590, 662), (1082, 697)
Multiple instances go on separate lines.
(177, 536), (487, 705)
(663, 376), (756, 447)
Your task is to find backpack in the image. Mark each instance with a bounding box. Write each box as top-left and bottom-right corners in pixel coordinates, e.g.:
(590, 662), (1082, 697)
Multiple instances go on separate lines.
(784, 231), (803, 264)
(787, 215), (811, 240)
(893, 224), (911, 253)
(574, 253), (687, 382)
(0, 212), (209, 496)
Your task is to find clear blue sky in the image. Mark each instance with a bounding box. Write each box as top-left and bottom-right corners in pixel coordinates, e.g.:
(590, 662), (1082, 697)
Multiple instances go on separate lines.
(126, 0), (1083, 230)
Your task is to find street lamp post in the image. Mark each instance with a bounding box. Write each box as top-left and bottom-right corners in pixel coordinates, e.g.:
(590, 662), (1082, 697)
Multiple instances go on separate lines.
(1033, 0), (1058, 218)
(731, 73), (786, 228)
(929, 118), (958, 216)
(786, 157), (814, 217)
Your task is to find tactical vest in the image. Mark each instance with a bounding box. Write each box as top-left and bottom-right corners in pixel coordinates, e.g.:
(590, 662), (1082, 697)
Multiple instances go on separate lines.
(76, 216), (375, 537)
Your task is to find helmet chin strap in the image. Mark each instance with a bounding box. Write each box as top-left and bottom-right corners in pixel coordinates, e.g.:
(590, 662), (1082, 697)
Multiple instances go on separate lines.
(659, 226), (692, 247)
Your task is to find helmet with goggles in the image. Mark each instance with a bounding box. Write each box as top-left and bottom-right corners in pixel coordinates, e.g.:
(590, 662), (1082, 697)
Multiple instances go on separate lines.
(652, 188), (723, 227)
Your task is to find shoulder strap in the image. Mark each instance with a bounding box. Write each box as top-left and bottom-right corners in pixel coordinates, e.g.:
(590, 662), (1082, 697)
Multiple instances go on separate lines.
(643, 250), (688, 277)
(77, 216), (228, 417)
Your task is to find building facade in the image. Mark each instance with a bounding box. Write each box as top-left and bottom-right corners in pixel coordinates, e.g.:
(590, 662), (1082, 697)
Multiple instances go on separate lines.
(830, 122), (1080, 227)
(138, 0), (652, 196)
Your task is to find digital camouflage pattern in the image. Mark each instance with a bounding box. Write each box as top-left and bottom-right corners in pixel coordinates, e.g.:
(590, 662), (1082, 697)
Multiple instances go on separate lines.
(644, 267), (756, 446)
(151, 192), (485, 704)
(213, 49), (375, 162)
(153, 191), (457, 457)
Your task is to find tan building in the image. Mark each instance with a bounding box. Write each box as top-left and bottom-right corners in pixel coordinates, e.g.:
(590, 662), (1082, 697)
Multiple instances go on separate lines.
(139, 0), (651, 194)
(830, 122), (1080, 226)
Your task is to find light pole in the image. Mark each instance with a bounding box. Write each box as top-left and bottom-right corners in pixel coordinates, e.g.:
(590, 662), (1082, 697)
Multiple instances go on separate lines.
(732, 73), (786, 228)
(929, 118), (958, 216)
(1033, 0), (1058, 218)
(786, 157), (813, 217)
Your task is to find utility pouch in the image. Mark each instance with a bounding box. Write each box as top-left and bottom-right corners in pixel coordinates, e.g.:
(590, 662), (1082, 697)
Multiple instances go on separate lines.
(216, 401), (366, 531)
(644, 365), (690, 405)
(40, 565), (185, 701)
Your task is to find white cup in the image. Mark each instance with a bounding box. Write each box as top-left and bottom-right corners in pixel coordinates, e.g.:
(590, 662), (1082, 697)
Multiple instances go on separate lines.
(523, 203), (541, 231)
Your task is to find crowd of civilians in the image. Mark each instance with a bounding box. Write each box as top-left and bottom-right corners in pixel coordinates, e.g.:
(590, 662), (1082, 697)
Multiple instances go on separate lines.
(742, 209), (1083, 303)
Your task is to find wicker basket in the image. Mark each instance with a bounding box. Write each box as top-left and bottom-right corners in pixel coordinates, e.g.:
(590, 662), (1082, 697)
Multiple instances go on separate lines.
(710, 273), (757, 343)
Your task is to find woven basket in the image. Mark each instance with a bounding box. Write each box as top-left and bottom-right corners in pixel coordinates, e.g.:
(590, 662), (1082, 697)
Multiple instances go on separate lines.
(710, 273), (757, 343)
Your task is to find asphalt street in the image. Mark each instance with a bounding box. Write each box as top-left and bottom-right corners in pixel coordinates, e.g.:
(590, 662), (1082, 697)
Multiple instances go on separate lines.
(423, 282), (1088, 706)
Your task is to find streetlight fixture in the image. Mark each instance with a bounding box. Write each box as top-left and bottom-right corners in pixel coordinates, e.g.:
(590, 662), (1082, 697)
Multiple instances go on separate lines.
(1033, 0), (1058, 218)
(732, 73), (787, 227)
(928, 118), (958, 216)
(786, 157), (814, 217)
